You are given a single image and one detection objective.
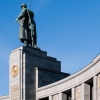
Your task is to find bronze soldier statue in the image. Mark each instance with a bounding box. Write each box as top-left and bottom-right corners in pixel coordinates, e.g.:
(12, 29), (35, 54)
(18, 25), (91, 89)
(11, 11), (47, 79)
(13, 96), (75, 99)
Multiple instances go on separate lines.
(15, 4), (37, 48)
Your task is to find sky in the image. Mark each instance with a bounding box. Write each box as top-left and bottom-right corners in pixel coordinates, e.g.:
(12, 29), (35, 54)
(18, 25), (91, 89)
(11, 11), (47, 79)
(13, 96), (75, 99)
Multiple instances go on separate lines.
(0, 0), (100, 96)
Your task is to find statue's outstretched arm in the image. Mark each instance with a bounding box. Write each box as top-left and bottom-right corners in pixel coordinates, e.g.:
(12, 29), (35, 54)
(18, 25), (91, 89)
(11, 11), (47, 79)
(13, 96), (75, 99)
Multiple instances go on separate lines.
(17, 8), (27, 19)
(15, 8), (27, 22)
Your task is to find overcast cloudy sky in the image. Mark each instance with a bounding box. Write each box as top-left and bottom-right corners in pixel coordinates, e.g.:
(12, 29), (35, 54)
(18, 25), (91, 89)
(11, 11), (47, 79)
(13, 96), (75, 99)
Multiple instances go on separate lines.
(0, 0), (100, 96)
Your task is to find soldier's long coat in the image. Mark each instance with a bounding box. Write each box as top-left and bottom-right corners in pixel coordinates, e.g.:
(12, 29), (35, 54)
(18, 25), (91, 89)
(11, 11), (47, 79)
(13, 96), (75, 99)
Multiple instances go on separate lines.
(17, 8), (37, 44)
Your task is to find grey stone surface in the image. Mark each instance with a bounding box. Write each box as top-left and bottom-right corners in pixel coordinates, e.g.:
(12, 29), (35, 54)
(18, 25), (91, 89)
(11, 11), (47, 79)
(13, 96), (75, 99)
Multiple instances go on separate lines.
(20, 46), (61, 71)
(36, 67), (70, 87)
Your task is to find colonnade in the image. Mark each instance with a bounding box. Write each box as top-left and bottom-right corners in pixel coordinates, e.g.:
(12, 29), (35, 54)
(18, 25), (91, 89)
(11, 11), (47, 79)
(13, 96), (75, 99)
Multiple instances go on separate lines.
(37, 74), (100, 100)
(36, 54), (100, 100)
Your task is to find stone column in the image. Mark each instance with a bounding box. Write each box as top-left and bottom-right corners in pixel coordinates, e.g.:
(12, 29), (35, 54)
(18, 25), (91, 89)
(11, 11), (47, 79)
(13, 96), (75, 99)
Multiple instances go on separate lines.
(81, 83), (90, 100)
(59, 92), (67, 100)
(98, 74), (100, 100)
(72, 88), (75, 100)
(93, 75), (98, 100)
(49, 96), (53, 100)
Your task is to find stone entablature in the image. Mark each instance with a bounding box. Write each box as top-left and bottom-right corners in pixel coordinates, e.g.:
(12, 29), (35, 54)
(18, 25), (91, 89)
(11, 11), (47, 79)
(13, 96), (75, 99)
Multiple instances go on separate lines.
(36, 54), (100, 100)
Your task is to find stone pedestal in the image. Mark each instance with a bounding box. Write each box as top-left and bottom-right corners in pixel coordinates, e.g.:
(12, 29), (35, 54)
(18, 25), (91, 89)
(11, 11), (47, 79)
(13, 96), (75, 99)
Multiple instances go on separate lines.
(9, 46), (61, 100)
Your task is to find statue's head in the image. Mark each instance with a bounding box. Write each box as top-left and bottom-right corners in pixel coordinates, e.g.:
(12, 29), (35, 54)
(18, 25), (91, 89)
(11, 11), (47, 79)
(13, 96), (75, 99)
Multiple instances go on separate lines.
(21, 4), (27, 8)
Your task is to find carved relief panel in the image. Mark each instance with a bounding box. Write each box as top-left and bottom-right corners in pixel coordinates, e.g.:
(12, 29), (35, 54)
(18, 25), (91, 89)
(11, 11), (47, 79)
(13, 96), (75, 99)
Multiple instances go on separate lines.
(98, 75), (100, 89)
(76, 86), (81, 100)
(53, 94), (59, 100)
(10, 65), (20, 100)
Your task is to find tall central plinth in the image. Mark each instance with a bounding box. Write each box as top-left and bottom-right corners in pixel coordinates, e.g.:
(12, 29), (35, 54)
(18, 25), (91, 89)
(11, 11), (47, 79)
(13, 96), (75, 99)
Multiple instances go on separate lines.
(9, 46), (61, 100)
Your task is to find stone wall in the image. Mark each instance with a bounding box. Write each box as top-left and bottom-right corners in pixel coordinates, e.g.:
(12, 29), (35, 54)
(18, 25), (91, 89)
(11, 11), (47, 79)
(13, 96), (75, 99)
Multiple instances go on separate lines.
(36, 67), (70, 87)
